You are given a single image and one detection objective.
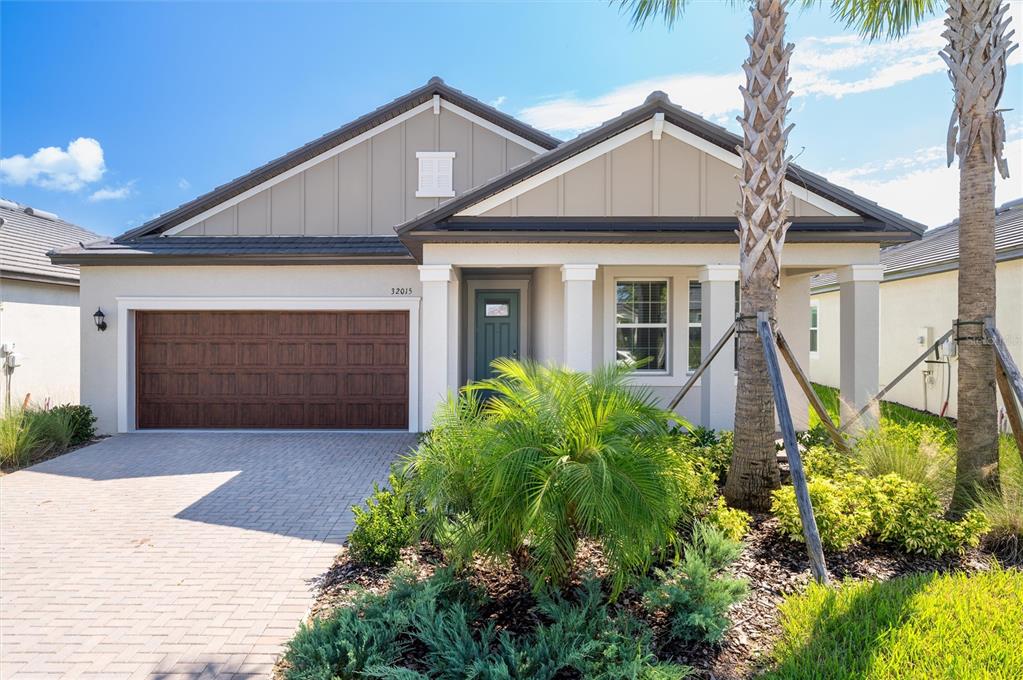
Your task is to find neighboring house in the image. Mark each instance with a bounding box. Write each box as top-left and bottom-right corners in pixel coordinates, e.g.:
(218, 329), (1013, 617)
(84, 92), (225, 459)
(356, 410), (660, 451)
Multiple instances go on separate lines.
(810, 198), (1023, 421)
(1, 199), (102, 408)
(51, 78), (923, 435)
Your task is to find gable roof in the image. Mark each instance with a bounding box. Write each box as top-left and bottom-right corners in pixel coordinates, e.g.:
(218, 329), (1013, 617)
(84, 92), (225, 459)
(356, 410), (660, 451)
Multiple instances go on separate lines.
(0, 199), (102, 285)
(396, 91), (925, 241)
(811, 197), (1023, 290)
(116, 77), (561, 242)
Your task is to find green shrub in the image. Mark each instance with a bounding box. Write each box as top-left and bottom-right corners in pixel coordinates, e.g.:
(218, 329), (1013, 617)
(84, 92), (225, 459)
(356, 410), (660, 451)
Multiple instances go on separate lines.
(0, 409), (42, 466)
(703, 498), (751, 542)
(349, 473), (418, 567)
(801, 445), (858, 479)
(772, 477), (873, 551)
(406, 360), (695, 595)
(642, 523), (747, 644)
(674, 429), (733, 481)
(796, 424), (834, 450)
(977, 436), (1023, 561)
(766, 567), (1023, 679)
(49, 404), (96, 445)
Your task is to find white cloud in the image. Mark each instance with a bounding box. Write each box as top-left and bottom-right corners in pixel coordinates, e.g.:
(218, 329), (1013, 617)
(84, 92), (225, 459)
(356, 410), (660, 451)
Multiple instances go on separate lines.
(489, 96), (507, 109)
(88, 181), (135, 202)
(0, 137), (106, 191)
(518, 7), (1022, 137)
(177, 177), (191, 190)
(823, 135), (1023, 227)
(519, 73), (741, 137)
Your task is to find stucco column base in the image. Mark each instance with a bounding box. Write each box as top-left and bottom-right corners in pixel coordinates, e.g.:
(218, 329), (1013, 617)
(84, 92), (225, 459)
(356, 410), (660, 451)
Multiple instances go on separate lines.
(838, 265), (883, 433)
(562, 265), (598, 373)
(419, 264), (453, 430)
(699, 265), (738, 431)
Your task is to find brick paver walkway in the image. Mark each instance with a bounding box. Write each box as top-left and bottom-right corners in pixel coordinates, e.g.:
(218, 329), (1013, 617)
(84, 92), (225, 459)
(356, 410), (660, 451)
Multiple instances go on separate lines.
(0, 432), (414, 679)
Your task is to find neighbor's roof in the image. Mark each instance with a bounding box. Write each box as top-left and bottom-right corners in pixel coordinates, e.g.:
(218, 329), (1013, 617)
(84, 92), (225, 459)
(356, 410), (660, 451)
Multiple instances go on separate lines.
(0, 200), (102, 285)
(397, 91), (926, 245)
(48, 235), (414, 266)
(811, 198), (1023, 291)
(115, 77), (560, 243)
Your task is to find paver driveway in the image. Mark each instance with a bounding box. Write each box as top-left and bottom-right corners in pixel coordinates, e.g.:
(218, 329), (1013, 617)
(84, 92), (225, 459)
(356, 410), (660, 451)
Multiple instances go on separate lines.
(1, 432), (415, 679)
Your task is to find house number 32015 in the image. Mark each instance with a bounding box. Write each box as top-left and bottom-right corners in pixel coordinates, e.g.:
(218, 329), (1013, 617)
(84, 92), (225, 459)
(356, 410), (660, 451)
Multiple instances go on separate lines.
(391, 287), (413, 295)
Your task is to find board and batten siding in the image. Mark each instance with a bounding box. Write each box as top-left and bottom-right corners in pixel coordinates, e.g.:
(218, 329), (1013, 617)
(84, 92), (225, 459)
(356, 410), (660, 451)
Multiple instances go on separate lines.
(178, 108), (538, 237)
(481, 134), (833, 218)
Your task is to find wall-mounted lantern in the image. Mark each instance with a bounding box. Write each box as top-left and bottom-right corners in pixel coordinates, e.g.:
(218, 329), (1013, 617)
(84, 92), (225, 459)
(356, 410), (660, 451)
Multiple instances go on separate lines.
(93, 308), (107, 332)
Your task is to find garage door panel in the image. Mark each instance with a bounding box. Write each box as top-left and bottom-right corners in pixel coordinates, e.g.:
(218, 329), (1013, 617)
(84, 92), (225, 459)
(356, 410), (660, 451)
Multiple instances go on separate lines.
(136, 310), (408, 429)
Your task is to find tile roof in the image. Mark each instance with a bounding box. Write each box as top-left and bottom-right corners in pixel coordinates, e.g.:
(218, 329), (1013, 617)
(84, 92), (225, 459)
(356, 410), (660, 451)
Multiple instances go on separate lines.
(811, 198), (1023, 290)
(49, 235), (414, 265)
(0, 200), (102, 284)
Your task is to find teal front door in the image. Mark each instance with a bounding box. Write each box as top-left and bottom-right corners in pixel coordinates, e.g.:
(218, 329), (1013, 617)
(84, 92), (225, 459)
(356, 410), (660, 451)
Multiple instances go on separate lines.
(474, 290), (520, 379)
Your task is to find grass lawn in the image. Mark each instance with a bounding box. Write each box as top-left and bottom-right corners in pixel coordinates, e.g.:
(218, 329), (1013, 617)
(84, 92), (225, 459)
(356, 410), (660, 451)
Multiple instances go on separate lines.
(766, 568), (1023, 680)
(808, 383), (956, 432)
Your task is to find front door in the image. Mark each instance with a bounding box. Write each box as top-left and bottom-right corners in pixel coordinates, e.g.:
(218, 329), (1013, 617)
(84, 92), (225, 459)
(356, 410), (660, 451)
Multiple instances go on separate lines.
(474, 290), (520, 380)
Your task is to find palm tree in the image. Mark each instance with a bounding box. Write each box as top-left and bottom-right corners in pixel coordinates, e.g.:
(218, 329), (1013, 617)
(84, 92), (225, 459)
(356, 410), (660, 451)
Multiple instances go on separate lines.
(835, 0), (1016, 513)
(621, 0), (795, 510)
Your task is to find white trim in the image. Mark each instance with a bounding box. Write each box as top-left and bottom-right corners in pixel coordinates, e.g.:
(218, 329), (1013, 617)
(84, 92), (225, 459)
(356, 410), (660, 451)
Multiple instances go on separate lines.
(651, 112), (665, 141)
(439, 99), (548, 155)
(465, 279), (530, 382)
(561, 263), (599, 282)
(661, 121), (856, 217)
(457, 117), (855, 219)
(809, 299), (820, 359)
(432, 94), (441, 115)
(418, 264), (453, 282)
(698, 264), (740, 283)
(836, 264), (885, 283)
(416, 151), (456, 159)
(457, 121), (655, 216)
(115, 296), (421, 434)
(163, 101), (436, 236)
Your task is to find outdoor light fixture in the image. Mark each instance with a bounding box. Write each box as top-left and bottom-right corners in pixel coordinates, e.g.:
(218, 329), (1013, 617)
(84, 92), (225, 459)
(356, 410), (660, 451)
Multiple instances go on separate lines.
(93, 308), (107, 332)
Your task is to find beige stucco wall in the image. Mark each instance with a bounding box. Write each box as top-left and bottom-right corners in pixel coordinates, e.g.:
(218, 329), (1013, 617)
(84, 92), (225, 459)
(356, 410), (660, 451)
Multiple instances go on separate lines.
(809, 258), (1023, 419)
(78, 264), (422, 434)
(177, 108), (537, 237)
(0, 278), (81, 407)
(479, 134), (831, 218)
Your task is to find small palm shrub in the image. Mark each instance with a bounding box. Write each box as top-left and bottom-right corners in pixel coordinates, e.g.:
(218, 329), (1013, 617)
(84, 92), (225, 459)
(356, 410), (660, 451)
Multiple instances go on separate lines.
(406, 360), (694, 594)
(642, 522), (747, 644)
(348, 472), (418, 566)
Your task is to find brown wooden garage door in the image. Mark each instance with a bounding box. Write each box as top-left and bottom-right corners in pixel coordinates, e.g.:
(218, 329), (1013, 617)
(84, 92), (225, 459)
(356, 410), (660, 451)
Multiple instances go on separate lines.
(136, 310), (408, 429)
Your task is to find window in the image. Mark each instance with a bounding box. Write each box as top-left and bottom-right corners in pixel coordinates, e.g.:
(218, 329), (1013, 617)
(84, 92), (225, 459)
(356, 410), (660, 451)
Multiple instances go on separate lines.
(688, 280), (741, 372)
(616, 280), (668, 372)
(810, 302), (820, 355)
(416, 152), (455, 197)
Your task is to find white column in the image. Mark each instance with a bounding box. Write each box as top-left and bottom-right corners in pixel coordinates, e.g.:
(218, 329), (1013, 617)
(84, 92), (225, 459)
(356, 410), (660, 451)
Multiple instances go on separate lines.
(838, 265), (883, 432)
(777, 273), (812, 431)
(699, 265), (739, 430)
(419, 264), (453, 430)
(561, 264), (598, 372)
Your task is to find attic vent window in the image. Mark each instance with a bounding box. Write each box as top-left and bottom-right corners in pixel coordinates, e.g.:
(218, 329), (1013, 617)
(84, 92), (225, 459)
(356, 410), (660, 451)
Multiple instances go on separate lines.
(416, 152), (455, 198)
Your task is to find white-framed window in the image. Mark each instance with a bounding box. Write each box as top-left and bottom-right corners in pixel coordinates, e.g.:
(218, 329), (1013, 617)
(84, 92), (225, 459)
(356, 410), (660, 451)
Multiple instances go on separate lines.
(810, 301), (820, 356)
(615, 280), (669, 372)
(688, 280), (741, 372)
(416, 151), (455, 198)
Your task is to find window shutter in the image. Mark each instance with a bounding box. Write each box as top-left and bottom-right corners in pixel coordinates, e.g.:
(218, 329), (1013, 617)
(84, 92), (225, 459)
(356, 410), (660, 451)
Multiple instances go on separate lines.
(416, 152), (455, 197)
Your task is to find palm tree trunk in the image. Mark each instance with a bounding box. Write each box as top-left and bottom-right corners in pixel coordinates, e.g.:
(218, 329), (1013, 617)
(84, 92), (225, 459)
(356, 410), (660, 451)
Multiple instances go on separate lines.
(724, 0), (793, 511)
(941, 0), (1015, 514)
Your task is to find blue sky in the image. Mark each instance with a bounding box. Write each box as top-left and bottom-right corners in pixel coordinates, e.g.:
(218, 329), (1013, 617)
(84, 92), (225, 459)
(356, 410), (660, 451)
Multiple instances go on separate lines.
(2, 1), (1021, 237)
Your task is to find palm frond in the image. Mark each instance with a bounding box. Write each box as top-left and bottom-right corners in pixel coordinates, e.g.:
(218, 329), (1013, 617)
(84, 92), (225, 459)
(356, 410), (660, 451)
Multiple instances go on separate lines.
(809, 0), (940, 40)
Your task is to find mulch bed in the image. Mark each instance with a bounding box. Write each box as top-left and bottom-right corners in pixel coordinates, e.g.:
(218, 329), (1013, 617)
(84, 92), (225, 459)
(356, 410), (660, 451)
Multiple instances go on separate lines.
(0, 436), (108, 475)
(287, 516), (994, 680)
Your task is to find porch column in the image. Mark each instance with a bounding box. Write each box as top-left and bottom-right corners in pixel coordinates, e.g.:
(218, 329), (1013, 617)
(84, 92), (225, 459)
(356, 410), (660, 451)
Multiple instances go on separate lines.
(837, 265), (883, 432)
(776, 273), (812, 431)
(699, 265), (739, 430)
(561, 264), (598, 372)
(419, 264), (453, 430)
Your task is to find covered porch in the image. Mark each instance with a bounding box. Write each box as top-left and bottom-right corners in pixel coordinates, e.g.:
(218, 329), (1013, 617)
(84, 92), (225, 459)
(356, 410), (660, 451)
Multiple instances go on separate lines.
(417, 242), (883, 433)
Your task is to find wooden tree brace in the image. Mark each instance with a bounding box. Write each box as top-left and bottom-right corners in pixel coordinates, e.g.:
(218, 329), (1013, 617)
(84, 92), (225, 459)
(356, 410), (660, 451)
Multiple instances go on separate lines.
(668, 322), (736, 412)
(758, 311), (829, 584)
(839, 328), (955, 434)
(985, 319), (1023, 464)
(774, 330), (850, 454)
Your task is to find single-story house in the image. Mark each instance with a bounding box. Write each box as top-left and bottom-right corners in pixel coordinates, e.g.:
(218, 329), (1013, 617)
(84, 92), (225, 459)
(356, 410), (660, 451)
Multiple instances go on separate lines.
(810, 198), (1023, 420)
(50, 78), (924, 434)
(1, 199), (102, 408)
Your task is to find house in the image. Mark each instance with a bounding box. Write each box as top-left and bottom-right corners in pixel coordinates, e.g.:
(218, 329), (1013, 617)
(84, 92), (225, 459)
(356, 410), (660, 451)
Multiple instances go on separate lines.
(1, 199), (102, 408)
(810, 198), (1023, 420)
(50, 78), (924, 435)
